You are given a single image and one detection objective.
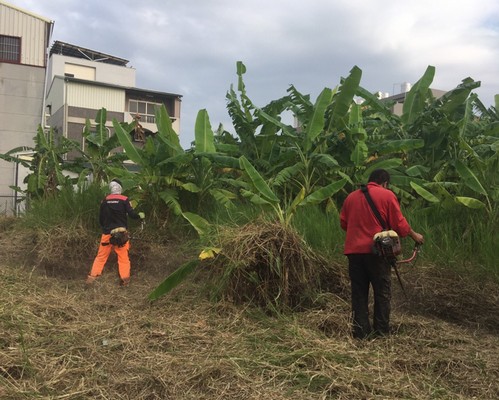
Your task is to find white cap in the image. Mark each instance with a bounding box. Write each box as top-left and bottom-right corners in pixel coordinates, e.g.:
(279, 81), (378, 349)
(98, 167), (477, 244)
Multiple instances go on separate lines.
(109, 180), (122, 194)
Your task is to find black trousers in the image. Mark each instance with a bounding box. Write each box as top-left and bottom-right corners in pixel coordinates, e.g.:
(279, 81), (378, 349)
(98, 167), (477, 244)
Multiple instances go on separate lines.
(348, 254), (391, 338)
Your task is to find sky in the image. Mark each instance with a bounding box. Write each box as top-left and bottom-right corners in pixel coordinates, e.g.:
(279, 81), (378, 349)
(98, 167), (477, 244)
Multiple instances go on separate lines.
(8, 0), (499, 148)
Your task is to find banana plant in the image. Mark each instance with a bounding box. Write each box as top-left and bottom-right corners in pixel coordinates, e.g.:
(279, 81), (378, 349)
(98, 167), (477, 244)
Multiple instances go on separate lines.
(80, 108), (126, 185)
(110, 105), (206, 231)
(0, 126), (80, 199)
(237, 155), (346, 226)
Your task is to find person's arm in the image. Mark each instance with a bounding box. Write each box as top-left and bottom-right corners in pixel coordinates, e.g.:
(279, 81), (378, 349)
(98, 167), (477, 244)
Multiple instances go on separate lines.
(408, 228), (424, 244)
(124, 198), (144, 220)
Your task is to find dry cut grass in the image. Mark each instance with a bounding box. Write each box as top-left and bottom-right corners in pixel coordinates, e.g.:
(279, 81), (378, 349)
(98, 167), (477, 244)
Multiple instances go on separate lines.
(1, 260), (498, 399)
(0, 216), (498, 399)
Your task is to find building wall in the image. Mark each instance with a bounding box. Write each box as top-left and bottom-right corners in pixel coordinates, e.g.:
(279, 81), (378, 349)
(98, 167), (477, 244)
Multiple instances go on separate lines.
(48, 54), (135, 87)
(0, 1), (52, 67)
(67, 81), (125, 112)
(0, 61), (46, 213)
(0, 1), (52, 214)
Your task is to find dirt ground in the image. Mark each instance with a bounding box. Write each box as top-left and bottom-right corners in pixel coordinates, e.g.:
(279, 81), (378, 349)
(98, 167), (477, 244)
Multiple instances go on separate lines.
(0, 222), (498, 399)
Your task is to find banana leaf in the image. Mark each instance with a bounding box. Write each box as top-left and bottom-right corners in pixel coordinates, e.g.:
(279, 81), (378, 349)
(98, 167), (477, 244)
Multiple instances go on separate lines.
(148, 260), (200, 301)
(300, 178), (347, 206)
(328, 66), (362, 133)
(410, 181), (440, 203)
(155, 105), (183, 156)
(402, 65), (435, 125)
(113, 119), (144, 165)
(304, 88), (333, 151)
(182, 212), (210, 237)
(455, 196), (486, 209)
(350, 141), (368, 165)
(239, 156), (279, 203)
(195, 109), (216, 154)
(454, 160), (487, 196)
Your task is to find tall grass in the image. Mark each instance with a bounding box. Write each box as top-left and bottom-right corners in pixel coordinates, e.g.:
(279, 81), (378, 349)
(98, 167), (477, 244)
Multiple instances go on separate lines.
(291, 203), (498, 282)
(20, 184), (103, 231)
(407, 204), (498, 281)
(291, 205), (345, 259)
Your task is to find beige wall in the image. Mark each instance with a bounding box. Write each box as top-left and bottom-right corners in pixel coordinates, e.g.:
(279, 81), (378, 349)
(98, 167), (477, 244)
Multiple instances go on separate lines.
(0, 1), (52, 67)
(48, 54), (136, 87)
(0, 63), (46, 213)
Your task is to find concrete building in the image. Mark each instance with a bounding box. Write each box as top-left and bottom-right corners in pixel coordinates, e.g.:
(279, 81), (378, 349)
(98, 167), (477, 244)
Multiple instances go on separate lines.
(379, 83), (446, 115)
(45, 41), (182, 160)
(0, 1), (182, 214)
(0, 1), (54, 213)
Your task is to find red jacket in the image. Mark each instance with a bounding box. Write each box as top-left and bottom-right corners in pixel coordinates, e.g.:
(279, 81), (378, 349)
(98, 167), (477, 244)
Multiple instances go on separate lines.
(340, 182), (412, 254)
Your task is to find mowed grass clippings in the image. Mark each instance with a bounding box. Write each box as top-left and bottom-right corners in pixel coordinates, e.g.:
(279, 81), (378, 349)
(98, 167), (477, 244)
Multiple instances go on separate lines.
(1, 261), (498, 400)
(208, 220), (349, 310)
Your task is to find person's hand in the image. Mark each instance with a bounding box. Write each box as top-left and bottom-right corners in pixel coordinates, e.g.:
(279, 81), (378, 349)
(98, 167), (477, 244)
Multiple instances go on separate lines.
(138, 212), (145, 220)
(411, 231), (424, 245)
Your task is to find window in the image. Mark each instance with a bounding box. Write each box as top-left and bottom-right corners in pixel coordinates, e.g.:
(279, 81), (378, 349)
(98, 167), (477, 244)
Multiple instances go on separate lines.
(0, 35), (21, 63)
(128, 100), (162, 124)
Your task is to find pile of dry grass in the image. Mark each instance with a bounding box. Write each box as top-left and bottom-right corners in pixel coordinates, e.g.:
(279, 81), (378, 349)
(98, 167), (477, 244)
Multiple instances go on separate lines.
(208, 219), (348, 310)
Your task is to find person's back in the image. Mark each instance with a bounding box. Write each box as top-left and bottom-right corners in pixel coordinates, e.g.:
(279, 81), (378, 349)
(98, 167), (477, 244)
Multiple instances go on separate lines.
(87, 179), (144, 287)
(99, 191), (137, 234)
(339, 169), (423, 339)
(340, 181), (411, 254)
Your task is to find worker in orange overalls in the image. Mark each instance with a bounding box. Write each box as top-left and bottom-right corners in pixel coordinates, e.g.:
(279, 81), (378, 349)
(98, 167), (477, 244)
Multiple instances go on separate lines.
(86, 179), (144, 286)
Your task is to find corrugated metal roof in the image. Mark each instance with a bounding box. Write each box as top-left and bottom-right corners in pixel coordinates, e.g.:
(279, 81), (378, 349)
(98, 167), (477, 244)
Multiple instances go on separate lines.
(50, 41), (129, 66)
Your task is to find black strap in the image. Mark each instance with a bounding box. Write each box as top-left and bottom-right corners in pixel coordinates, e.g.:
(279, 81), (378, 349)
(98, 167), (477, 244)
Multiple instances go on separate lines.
(361, 185), (387, 230)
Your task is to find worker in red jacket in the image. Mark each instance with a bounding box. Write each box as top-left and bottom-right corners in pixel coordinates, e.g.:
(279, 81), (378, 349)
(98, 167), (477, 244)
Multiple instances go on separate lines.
(86, 179), (144, 286)
(340, 169), (424, 339)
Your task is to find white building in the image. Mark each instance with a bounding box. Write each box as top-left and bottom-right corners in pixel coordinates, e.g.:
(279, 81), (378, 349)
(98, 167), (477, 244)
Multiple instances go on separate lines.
(0, 1), (54, 213)
(0, 1), (182, 214)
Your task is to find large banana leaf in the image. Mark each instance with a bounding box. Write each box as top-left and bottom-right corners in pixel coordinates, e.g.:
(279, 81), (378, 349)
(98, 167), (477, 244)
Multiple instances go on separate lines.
(182, 212), (210, 237)
(440, 78), (480, 114)
(410, 181), (440, 203)
(239, 156), (279, 203)
(455, 196), (486, 209)
(402, 65), (435, 125)
(327, 65), (362, 133)
(300, 178), (347, 206)
(158, 189), (183, 215)
(240, 189), (275, 206)
(195, 109), (216, 154)
(112, 119), (144, 165)
(454, 160), (487, 196)
(350, 141), (368, 165)
(148, 260), (200, 301)
(272, 163), (303, 187)
(304, 88), (333, 151)
(155, 105), (183, 156)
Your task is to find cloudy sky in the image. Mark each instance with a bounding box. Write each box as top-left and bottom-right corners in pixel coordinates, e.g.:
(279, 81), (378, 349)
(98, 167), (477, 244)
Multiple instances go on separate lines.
(9, 0), (499, 148)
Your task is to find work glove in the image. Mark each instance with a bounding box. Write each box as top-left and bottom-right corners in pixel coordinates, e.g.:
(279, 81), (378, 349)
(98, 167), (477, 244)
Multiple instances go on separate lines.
(138, 212), (145, 220)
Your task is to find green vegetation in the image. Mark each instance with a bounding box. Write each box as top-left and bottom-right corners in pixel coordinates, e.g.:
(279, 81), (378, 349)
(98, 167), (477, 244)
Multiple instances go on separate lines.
(0, 62), (498, 398)
(1, 62), (498, 294)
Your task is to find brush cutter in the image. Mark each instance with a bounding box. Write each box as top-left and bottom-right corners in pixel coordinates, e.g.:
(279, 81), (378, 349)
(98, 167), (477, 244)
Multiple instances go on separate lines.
(129, 219), (146, 241)
(391, 243), (422, 300)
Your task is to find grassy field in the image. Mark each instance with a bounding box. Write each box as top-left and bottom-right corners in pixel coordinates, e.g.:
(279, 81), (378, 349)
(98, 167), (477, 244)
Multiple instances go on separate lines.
(1, 232), (498, 400)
